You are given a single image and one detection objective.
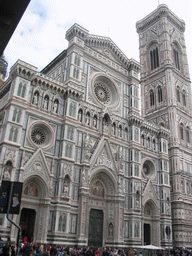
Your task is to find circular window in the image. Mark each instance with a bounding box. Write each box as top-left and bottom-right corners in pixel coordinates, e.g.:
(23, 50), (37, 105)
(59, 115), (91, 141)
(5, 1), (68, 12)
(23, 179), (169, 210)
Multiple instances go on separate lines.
(94, 82), (111, 104)
(28, 121), (54, 149)
(91, 74), (120, 108)
(142, 160), (155, 179)
(31, 128), (46, 145)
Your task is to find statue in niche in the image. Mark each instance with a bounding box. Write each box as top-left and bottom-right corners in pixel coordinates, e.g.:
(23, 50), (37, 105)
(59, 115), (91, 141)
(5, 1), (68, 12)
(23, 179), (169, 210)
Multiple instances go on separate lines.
(3, 169), (11, 181)
(93, 116), (97, 128)
(85, 113), (90, 126)
(78, 110), (82, 122)
(109, 222), (114, 237)
(103, 118), (108, 132)
(33, 92), (39, 106)
(63, 182), (69, 194)
(53, 100), (58, 113)
(63, 175), (70, 195)
(43, 96), (49, 110)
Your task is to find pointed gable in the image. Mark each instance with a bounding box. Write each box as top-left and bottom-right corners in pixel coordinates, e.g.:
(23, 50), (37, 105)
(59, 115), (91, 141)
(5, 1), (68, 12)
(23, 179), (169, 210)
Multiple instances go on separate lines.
(90, 137), (117, 176)
(142, 179), (159, 207)
(20, 148), (53, 188)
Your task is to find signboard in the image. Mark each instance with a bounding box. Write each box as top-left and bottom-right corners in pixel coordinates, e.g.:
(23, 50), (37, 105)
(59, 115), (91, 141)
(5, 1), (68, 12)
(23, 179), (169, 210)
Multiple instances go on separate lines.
(0, 181), (23, 215)
(0, 181), (11, 213)
(10, 182), (23, 214)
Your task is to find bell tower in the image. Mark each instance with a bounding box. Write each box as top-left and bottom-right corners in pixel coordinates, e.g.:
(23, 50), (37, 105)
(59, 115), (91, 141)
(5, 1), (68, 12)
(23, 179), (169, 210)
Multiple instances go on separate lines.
(137, 5), (192, 248)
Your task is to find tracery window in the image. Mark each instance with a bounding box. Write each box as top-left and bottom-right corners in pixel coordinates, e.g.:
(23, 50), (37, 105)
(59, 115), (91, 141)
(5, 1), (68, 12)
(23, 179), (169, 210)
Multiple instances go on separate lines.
(124, 221), (129, 238)
(150, 89), (155, 106)
(163, 140), (167, 152)
(69, 102), (76, 117)
(135, 165), (139, 177)
(67, 126), (74, 141)
(12, 109), (21, 123)
(9, 127), (18, 142)
(58, 214), (66, 232)
(150, 47), (159, 70)
(17, 82), (26, 98)
(134, 222), (139, 238)
(74, 54), (80, 66)
(73, 68), (79, 79)
(134, 127), (139, 142)
(158, 86), (163, 103)
(69, 214), (77, 234)
(65, 144), (73, 158)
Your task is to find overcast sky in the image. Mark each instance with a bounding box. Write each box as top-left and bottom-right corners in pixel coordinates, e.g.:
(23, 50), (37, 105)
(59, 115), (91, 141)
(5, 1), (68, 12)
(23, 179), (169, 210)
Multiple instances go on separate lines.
(4, 0), (192, 75)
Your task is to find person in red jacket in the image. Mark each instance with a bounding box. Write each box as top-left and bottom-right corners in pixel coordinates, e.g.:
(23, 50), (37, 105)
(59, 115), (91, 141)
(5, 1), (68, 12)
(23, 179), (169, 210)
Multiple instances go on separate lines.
(23, 236), (27, 244)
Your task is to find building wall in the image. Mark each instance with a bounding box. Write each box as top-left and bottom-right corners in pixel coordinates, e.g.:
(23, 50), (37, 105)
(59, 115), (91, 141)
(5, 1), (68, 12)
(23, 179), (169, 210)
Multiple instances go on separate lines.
(0, 14), (172, 247)
(137, 4), (192, 248)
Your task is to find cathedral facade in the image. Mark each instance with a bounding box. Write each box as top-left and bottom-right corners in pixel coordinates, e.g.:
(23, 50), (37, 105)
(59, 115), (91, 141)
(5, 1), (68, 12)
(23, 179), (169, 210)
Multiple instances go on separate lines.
(0, 4), (190, 248)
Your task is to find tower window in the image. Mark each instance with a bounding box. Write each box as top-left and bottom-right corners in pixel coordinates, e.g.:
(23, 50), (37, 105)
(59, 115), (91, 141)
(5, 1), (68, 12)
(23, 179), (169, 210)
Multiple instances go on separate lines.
(158, 86), (163, 103)
(176, 88), (180, 102)
(182, 91), (186, 106)
(150, 90), (155, 106)
(150, 47), (159, 70)
(186, 127), (190, 143)
(173, 49), (180, 70)
(180, 124), (184, 140)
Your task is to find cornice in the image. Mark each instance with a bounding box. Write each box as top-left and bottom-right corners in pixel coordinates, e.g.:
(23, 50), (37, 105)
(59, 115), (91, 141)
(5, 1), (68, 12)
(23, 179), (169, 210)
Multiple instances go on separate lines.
(136, 4), (185, 33)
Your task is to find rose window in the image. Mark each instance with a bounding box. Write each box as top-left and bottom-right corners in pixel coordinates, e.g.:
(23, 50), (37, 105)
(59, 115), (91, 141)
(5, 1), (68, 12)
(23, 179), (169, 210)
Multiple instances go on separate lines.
(28, 121), (54, 149)
(31, 128), (46, 145)
(93, 82), (111, 104)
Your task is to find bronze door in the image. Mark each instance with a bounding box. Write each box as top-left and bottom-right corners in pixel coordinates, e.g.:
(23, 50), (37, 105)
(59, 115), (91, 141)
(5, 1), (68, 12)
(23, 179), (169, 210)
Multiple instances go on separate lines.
(88, 209), (103, 247)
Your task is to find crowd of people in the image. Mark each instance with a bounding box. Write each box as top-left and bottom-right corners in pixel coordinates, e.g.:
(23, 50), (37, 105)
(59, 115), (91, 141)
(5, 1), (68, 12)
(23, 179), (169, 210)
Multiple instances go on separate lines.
(0, 235), (191, 256)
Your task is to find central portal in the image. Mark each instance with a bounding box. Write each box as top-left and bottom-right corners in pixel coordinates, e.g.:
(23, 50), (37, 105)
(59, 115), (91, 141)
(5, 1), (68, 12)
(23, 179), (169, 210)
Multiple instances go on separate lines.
(88, 209), (103, 247)
(19, 208), (36, 242)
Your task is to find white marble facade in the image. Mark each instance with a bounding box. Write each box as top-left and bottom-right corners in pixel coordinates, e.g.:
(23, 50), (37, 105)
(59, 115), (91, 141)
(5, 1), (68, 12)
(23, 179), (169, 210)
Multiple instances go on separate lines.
(1, 4), (190, 248)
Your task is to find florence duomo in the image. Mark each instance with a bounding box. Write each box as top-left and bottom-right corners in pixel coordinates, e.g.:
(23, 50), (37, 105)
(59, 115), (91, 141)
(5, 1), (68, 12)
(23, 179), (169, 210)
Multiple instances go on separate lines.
(0, 3), (192, 249)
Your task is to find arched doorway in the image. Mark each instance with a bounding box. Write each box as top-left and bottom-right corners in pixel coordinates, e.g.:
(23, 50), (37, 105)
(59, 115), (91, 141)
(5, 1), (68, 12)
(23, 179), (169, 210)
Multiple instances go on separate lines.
(143, 200), (159, 246)
(20, 208), (36, 242)
(86, 168), (118, 247)
(20, 176), (49, 243)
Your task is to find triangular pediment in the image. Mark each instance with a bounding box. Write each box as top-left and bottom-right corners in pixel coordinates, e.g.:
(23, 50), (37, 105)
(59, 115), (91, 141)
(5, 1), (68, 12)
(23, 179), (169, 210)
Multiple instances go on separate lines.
(90, 137), (117, 175)
(85, 35), (130, 68)
(90, 46), (123, 65)
(142, 179), (159, 206)
(20, 148), (53, 186)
